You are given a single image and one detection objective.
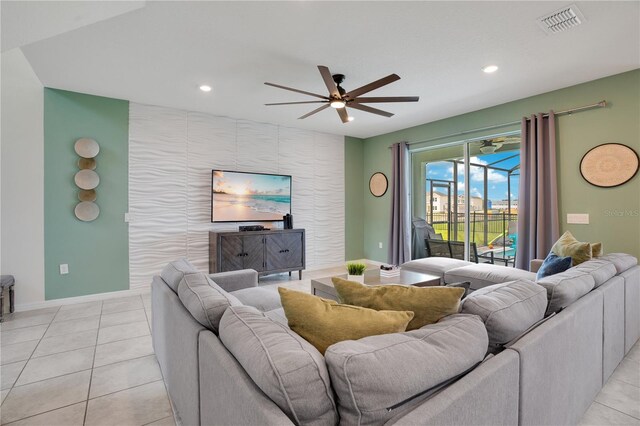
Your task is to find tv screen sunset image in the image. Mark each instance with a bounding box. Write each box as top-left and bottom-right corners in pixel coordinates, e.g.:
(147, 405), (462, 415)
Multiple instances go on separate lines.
(212, 170), (291, 222)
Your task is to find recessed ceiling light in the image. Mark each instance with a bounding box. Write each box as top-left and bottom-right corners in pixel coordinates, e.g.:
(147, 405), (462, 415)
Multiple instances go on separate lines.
(347, 116), (354, 122)
(199, 85), (212, 92)
(482, 65), (499, 74)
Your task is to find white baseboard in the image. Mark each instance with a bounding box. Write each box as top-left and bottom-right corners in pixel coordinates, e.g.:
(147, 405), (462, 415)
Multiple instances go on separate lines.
(15, 287), (150, 312)
(14, 259), (382, 312)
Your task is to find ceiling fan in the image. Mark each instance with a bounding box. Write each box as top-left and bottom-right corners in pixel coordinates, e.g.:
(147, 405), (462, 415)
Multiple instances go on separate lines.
(264, 65), (419, 123)
(478, 137), (521, 154)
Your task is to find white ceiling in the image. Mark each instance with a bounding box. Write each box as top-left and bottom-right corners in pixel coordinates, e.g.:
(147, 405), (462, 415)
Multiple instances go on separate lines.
(10, 1), (640, 138)
(1, 1), (145, 52)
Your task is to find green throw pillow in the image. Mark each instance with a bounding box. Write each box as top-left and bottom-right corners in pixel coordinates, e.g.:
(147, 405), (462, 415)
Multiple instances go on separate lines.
(332, 277), (464, 331)
(551, 231), (602, 265)
(278, 287), (413, 354)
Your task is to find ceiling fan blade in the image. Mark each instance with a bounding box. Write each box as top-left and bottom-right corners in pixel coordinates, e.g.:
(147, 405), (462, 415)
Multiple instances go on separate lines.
(264, 82), (329, 100)
(337, 107), (349, 124)
(318, 65), (340, 98)
(345, 74), (400, 99)
(299, 104), (330, 119)
(348, 103), (394, 118)
(265, 101), (328, 106)
(353, 96), (419, 103)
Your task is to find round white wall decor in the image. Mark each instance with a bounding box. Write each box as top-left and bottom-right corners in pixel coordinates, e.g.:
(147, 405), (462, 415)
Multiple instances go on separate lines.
(75, 201), (100, 222)
(74, 169), (100, 190)
(74, 138), (100, 158)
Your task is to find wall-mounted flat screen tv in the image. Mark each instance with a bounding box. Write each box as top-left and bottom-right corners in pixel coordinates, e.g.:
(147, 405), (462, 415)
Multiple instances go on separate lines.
(211, 170), (292, 222)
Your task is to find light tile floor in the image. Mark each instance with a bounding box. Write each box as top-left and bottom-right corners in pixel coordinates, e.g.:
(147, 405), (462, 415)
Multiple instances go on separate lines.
(0, 265), (638, 425)
(0, 294), (172, 426)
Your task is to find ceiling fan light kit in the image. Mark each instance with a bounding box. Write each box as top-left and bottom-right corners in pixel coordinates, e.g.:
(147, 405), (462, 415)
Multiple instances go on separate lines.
(264, 65), (419, 123)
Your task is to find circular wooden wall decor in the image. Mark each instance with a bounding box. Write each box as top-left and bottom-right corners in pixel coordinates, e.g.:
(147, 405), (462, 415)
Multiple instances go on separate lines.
(78, 158), (96, 170)
(78, 189), (97, 202)
(369, 172), (388, 197)
(580, 143), (639, 188)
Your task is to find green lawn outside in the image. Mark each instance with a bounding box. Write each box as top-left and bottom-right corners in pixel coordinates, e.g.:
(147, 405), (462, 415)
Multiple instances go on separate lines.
(432, 222), (510, 246)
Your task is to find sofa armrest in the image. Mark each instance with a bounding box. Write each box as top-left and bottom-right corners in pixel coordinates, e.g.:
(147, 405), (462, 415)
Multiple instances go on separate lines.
(208, 269), (258, 292)
(530, 259), (544, 273)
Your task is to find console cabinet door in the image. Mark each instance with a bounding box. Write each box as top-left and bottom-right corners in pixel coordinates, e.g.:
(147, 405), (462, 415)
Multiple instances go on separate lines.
(242, 235), (265, 272)
(266, 232), (303, 270)
(219, 235), (244, 272)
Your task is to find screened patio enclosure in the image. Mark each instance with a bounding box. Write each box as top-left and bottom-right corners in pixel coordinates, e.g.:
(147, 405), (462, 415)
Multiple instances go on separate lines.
(422, 143), (520, 266)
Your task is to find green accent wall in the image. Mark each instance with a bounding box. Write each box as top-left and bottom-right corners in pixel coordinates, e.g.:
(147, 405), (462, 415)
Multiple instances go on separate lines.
(44, 88), (129, 300)
(345, 136), (365, 260)
(359, 69), (640, 262)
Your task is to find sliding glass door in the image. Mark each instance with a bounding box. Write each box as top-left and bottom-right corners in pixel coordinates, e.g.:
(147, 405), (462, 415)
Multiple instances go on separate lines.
(412, 134), (520, 265)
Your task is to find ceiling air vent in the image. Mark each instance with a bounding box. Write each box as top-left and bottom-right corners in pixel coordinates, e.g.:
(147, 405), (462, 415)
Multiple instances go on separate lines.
(537, 4), (585, 34)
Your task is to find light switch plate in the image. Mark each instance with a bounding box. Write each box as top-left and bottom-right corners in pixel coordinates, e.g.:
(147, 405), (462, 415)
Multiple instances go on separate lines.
(59, 264), (69, 275)
(567, 213), (589, 224)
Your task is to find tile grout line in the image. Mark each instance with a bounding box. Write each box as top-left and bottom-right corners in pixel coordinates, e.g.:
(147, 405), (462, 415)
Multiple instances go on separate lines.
(141, 415), (174, 426)
(88, 378), (165, 403)
(83, 301), (104, 426)
(2, 401), (87, 426)
(3, 305), (62, 404)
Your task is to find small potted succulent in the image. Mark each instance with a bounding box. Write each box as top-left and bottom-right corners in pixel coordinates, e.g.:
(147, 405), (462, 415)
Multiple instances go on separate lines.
(346, 262), (366, 283)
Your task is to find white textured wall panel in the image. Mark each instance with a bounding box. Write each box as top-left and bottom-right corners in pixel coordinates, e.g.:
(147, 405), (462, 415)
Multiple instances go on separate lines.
(129, 104), (188, 289)
(186, 113), (237, 271)
(129, 103), (345, 288)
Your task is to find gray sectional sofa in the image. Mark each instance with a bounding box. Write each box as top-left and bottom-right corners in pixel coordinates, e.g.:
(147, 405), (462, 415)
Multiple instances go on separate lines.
(151, 253), (639, 426)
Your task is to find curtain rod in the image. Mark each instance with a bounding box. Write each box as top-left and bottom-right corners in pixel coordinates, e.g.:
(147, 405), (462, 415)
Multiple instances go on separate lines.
(388, 100), (607, 149)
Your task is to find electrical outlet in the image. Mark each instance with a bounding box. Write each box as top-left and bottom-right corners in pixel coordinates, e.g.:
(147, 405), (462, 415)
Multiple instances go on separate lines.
(59, 264), (69, 275)
(378, 242), (383, 249)
(567, 213), (589, 224)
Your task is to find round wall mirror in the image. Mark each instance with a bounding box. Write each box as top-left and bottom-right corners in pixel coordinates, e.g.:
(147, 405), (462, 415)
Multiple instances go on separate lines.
(369, 172), (388, 197)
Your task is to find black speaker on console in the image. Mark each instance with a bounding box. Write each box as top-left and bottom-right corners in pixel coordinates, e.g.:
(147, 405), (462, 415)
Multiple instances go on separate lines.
(283, 214), (293, 229)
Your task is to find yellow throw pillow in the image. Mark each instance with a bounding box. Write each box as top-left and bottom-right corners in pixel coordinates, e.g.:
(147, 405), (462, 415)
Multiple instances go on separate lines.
(332, 277), (464, 331)
(278, 287), (414, 354)
(591, 242), (603, 257)
(551, 231), (602, 265)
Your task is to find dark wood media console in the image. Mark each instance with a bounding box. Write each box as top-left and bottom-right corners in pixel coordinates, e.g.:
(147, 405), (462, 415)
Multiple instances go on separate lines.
(209, 229), (305, 279)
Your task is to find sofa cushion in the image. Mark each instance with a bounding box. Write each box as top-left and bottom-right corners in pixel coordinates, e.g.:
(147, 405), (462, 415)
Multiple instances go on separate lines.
(264, 307), (288, 326)
(177, 273), (241, 332)
(536, 269), (595, 315)
(219, 306), (338, 426)
(573, 259), (617, 287)
(324, 314), (488, 426)
(536, 252), (573, 280)
(332, 277), (464, 330)
(160, 258), (198, 293)
(278, 287), (414, 354)
(461, 279), (547, 350)
(401, 257), (473, 281)
(598, 253), (638, 274)
(230, 286), (282, 312)
(444, 264), (536, 290)
(550, 231), (597, 266)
